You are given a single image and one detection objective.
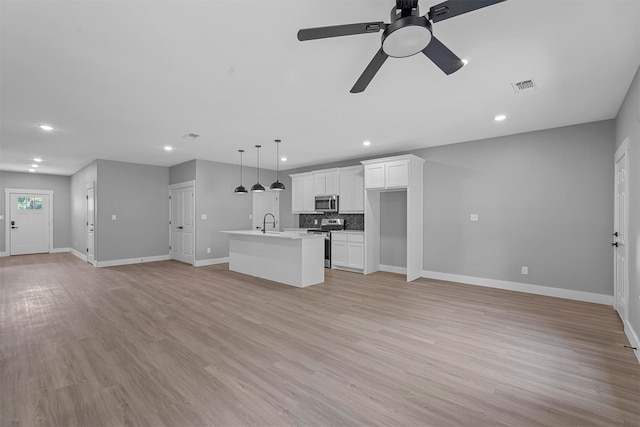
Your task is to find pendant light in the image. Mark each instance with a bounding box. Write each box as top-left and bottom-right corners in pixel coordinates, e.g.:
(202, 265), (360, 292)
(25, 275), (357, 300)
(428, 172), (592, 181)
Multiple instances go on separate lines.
(251, 145), (265, 192)
(234, 149), (248, 194)
(270, 139), (286, 191)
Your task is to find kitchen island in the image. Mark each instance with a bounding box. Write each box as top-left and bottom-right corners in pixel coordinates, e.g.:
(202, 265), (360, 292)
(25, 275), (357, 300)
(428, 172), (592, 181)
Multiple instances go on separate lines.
(220, 230), (325, 287)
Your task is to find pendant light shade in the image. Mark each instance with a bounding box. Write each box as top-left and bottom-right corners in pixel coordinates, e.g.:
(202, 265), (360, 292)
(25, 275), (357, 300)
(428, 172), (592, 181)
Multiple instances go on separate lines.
(251, 145), (265, 192)
(234, 149), (248, 194)
(270, 139), (286, 191)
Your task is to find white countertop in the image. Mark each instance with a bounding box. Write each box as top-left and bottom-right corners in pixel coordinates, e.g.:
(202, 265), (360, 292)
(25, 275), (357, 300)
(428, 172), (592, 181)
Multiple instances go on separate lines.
(221, 230), (325, 240)
(332, 230), (365, 234)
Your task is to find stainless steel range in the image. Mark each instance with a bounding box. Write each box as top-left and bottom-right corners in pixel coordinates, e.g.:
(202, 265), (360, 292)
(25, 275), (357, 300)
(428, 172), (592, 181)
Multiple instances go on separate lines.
(307, 218), (345, 268)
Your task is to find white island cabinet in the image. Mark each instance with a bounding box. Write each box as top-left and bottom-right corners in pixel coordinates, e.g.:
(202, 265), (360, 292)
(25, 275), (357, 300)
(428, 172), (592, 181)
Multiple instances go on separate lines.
(221, 230), (325, 287)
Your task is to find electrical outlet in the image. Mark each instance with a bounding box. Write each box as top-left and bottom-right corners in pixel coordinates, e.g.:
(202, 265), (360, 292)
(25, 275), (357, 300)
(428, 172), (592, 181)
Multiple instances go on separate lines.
(249, 214), (252, 220)
(0, 214), (4, 220)
(470, 214), (479, 222)
(521, 266), (528, 275)
(111, 214), (117, 220)
(201, 214), (207, 220)
(314, 219), (318, 225)
(207, 248), (211, 254)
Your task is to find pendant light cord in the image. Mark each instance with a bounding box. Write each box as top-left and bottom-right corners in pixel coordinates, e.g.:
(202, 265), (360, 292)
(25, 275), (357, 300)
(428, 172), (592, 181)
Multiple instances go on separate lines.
(255, 144), (261, 183)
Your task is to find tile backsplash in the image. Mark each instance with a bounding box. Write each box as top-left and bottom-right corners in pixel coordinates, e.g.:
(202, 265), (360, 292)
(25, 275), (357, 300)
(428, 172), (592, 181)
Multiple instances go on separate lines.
(299, 213), (364, 230)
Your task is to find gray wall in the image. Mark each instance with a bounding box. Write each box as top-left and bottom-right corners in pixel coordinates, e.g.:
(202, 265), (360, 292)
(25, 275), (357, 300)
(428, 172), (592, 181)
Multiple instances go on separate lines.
(70, 161), (97, 256)
(282, 120), (615, 296)
(615, 66), (640, 340)
(96, 159), (169, 261)
(380, 191), (407, 267)
(417, 121), (614, 295)
(169, 160), (196, 185)
(0, 171), (71, 252)
(194, 159), (277, 261)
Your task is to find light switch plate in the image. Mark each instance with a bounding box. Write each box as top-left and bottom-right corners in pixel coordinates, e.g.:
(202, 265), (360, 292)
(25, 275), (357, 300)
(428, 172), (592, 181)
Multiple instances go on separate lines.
(201, 214), (207, 220)
(470, 214), (479, 222)
(521, 266), (528, 275)
(0, 214), (4, 220)
(112, 214), (117, 220)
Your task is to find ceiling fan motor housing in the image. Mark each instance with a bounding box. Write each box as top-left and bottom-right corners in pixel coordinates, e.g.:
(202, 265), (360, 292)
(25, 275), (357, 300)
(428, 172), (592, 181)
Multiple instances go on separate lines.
(382, 14), (432, 58)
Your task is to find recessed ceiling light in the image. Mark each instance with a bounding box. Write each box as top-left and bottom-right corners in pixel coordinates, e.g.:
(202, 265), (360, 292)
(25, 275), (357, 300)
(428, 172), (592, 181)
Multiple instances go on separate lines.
(30, 164), (39, 168)
(28, 169), (36, 172)
(280, 157), (287, 162)
(39, 124), (54, 131)
(363, 140), (371, 146)
(164, 146), (173, 151)
(494, 114), (507, 121)
(462, 59), (469, 65)
(33, 158), (43, 162)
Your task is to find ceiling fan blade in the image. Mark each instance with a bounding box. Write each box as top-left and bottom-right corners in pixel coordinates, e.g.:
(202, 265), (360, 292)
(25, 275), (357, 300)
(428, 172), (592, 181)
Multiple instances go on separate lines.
(421, 36), (464, 75)
(351, 48), (389, 93)
(428, 0), (507, 23)
(297, 22), (385, 41)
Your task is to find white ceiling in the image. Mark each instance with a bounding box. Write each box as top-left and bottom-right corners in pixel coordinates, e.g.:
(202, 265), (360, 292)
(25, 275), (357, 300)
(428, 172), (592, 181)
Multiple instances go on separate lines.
(1, 0), (639, 176)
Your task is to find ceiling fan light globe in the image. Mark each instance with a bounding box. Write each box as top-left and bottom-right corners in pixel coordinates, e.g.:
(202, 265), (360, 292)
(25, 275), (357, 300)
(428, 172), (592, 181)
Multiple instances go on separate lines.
(382, 17), (432, 58)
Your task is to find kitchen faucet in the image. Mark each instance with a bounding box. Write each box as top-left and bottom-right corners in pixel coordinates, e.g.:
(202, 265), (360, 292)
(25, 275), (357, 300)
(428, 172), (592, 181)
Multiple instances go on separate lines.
(262, 213), (276, 234)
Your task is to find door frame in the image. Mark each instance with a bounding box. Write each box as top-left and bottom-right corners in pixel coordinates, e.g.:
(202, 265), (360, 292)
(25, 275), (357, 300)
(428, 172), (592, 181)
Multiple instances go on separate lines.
(614, 138), (630, 321)
(4, 188), (54, 255)
(169, 180), (196, 265)
(86, 183), (96, 265)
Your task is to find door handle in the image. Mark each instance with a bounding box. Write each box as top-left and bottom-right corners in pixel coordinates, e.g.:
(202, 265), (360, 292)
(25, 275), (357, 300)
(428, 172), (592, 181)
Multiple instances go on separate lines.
(11, 226), (18, 229)
(177, 226), (183, 230)
(613, 232), (619, 237)
(612, 242), (619, 247)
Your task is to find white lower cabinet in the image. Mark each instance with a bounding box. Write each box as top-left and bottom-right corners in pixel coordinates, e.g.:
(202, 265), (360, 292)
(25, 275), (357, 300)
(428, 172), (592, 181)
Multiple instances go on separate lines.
(331, 232), (364, 271)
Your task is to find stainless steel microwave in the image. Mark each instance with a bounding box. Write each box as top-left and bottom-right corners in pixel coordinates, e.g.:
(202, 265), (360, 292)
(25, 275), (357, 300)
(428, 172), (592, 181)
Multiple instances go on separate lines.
(315, 195), (339, 212)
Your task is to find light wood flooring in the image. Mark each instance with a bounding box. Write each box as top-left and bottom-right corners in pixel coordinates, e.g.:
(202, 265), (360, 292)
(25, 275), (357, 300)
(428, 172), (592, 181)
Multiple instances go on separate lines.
(1, 253), (639, 426)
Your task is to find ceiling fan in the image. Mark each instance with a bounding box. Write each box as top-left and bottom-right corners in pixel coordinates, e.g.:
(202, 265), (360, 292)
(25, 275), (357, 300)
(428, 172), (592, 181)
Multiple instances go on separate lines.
(297, 0), (507, 93)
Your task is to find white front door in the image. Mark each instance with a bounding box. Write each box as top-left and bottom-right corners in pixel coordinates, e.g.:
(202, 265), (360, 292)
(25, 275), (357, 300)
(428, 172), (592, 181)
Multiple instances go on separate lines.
(9, 193), (50, 255)
(613, 140), (629, 322)
(252, 191), (279, 231)
(87, 185), (95, 264)
(170, 184), (195, 264)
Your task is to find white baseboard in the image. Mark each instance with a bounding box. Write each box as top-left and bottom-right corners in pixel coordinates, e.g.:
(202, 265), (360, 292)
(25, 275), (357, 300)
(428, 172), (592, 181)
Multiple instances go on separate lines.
(194, 257), (229, 267)
(379, 264), (407, 275)
(71, 249), (87, 261)
(421, 270), (613, 306)
(622, 320), (640, 364)
(51, 247), (71, 253)
(0, 251), (8, 257)
(96, 254), (170, 268)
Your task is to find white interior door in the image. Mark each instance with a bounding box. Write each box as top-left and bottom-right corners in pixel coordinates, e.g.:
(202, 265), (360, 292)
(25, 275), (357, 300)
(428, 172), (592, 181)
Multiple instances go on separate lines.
(170, 184), (195, 264)
(10, 193), (50, 255)
(252, 191), (279, 231)
(613, 141), (629, 322)
(87, 185), (95, 264)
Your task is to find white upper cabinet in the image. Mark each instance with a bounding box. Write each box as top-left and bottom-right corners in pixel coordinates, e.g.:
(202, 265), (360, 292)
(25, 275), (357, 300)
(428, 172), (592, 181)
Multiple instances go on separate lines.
(364, 163), (386, 189)
(290, 173), (316, 213)
(314, 169), (338, 196)
(363, 158), (409, 189)
(338, 166), (364, 213)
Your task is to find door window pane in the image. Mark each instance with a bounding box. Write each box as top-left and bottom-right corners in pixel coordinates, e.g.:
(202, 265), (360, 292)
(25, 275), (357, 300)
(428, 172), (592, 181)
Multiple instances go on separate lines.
(17, 197), (43, 210)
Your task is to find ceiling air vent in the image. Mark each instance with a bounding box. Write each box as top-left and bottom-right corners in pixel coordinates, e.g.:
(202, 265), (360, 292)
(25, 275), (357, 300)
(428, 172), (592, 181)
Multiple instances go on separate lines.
(182, 133), (200, 140)
(511, 79), (536, 93)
